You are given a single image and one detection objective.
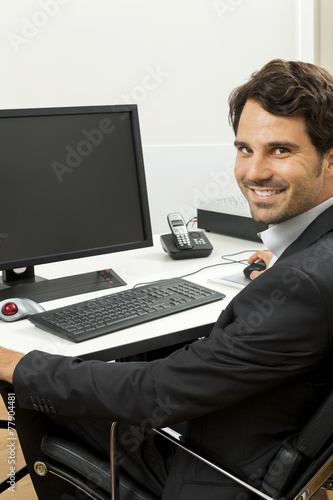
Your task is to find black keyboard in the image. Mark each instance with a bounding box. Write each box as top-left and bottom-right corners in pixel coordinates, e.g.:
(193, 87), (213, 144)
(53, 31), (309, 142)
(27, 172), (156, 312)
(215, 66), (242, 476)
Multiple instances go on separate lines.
(28, 278), (225, 343)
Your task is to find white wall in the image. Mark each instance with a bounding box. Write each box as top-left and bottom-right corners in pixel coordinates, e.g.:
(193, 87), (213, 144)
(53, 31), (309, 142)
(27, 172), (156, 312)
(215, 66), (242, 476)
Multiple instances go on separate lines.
(1, 0), (315, 233)
(314, 0), (333, 74)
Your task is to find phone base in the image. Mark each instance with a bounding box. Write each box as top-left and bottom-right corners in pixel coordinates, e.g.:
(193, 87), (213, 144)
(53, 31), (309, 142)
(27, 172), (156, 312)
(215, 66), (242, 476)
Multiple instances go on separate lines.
(160, 232), (213, 260)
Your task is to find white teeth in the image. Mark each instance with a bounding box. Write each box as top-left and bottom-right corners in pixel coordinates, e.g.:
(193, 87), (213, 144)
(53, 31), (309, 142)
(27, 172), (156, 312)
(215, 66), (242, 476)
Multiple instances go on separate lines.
(254, 189), (282, 197)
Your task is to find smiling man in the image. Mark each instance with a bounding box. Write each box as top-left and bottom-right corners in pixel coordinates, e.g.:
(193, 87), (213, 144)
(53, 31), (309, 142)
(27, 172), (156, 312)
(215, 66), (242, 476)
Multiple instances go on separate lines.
(229, 59), (333, 275)
(1, 60), (333, 500)
(234, 101), (333, 224)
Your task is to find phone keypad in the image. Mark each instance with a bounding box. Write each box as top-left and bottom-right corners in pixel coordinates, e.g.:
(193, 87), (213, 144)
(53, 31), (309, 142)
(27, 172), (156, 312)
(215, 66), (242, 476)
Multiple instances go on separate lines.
(176, 233), (192, 247)
(191, 236), (206, 245)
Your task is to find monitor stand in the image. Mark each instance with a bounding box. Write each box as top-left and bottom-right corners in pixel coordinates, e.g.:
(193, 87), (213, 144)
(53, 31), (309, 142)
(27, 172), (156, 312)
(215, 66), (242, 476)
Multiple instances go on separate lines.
(0, 266), (126, 303)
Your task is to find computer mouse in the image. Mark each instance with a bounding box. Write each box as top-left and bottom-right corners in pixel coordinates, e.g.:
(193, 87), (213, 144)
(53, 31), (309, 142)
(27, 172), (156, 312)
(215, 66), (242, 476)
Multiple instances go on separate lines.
(243, 262), (266, 280)
(0, 298), (45, 322)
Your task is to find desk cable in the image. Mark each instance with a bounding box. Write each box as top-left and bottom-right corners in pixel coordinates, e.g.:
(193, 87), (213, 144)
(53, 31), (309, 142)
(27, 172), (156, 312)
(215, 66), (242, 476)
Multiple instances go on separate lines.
(179, 250), (259, 279)
(133, 250), (259, 287)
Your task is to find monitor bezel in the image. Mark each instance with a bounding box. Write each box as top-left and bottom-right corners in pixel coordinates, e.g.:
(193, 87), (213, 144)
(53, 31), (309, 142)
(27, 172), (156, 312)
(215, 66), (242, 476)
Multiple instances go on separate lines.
(0, 104), (153, 272)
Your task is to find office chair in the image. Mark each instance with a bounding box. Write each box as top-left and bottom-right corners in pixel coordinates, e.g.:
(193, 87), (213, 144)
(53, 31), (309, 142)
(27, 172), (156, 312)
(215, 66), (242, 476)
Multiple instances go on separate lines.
(32, 388), (333, 500)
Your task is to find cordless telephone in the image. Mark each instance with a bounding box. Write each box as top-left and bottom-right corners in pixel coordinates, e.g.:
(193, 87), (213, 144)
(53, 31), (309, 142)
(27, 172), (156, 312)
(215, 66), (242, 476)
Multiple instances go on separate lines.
(161, 213), (213, 260)
(167, 213), (193, 250)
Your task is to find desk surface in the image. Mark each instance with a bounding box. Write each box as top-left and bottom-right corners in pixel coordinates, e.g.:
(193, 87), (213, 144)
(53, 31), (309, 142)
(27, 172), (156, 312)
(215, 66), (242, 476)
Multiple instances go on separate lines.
(0, 233), (264, 360)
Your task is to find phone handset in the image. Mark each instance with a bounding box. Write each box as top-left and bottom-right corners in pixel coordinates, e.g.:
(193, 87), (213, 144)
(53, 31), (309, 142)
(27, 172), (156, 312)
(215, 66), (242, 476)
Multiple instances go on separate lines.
(167, 213), (193, 250)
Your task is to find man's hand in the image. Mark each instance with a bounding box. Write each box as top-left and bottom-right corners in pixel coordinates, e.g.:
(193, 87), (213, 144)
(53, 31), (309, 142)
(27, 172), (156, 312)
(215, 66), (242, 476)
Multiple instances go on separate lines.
(0, 347), (24, 384)
(247, 250), (274, 280)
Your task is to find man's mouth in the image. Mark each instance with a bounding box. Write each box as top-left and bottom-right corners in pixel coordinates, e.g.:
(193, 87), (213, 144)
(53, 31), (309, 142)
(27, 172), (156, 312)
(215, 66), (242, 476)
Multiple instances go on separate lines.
(253, 189), (283, 197)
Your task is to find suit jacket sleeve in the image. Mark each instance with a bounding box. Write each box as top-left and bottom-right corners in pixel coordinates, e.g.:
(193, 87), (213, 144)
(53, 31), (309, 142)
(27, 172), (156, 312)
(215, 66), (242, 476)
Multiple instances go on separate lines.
(12, 263), (331, 427)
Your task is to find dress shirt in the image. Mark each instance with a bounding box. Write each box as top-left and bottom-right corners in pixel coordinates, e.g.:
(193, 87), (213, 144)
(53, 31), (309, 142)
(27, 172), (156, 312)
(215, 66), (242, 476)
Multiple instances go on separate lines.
(258, 196), (333, 267)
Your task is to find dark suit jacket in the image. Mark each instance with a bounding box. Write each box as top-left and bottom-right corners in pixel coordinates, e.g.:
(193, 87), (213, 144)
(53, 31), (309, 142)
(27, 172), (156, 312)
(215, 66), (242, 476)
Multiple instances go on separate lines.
(13, 205), (333, 499)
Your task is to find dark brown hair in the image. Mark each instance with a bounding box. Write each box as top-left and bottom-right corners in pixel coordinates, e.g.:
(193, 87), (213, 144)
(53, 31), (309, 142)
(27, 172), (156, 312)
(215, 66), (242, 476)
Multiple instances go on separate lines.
(228, 59), (333, 155)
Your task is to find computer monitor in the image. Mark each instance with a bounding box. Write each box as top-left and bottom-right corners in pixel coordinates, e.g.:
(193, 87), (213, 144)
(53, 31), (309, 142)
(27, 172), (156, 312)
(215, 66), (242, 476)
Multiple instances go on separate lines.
(0, 104), (153, 302)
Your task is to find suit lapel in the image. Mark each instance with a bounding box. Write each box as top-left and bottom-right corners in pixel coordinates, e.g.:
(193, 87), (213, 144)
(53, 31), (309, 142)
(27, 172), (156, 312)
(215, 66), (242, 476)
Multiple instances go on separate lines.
(277, 205), (333, 262)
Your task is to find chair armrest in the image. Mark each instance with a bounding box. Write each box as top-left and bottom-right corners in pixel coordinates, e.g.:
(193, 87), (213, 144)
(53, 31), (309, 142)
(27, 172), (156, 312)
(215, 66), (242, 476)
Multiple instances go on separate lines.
(111, 421), (119, 500)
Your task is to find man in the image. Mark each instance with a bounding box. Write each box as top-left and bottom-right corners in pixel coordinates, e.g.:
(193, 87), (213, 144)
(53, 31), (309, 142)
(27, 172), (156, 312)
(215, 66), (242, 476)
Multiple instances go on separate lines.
(1, 59), (333, 499)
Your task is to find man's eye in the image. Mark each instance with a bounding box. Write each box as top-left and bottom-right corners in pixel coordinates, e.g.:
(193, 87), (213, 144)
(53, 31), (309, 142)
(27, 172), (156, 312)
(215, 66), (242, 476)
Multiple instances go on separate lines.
(272, 147), (290, 155)
(240, 147), (252, 154)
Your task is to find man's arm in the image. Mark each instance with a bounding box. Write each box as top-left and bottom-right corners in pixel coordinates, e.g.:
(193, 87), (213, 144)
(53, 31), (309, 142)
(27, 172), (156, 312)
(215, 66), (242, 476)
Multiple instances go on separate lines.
(0, 347), (24, 384)
(8, 262), (329, 427)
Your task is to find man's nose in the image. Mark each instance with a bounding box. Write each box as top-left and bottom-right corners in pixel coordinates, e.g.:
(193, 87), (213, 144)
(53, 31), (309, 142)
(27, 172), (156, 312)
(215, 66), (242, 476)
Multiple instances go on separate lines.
(246, 154), (273, 181)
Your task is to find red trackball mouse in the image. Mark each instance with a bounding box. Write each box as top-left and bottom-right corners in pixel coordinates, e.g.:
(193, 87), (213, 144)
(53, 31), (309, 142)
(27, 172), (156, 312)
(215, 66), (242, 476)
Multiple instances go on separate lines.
(1, 302), (19, 316)
(0, 298), (45, 322)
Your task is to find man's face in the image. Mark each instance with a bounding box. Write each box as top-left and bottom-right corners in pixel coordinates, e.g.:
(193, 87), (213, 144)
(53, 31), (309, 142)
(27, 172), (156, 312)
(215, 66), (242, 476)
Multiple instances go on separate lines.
(234, 99), (332, 225)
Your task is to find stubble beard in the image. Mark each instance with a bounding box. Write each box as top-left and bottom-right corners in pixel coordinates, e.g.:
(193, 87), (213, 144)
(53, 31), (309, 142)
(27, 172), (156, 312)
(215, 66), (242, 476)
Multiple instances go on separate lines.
(239, 158), (324, 225)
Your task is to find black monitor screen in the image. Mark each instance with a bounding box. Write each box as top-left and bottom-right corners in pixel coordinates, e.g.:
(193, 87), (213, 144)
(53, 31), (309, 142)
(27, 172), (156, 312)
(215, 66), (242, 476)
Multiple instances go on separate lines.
(0, 105), (152, 301)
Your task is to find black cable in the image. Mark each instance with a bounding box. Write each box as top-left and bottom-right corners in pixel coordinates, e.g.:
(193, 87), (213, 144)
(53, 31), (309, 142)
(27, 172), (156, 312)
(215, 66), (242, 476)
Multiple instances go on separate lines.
(180, 250), (259, 278)
(186, 216), (197, 229)
(220, 250), (259, 265)
(134, 250), (261, 286)
(180, 262), (235, 279)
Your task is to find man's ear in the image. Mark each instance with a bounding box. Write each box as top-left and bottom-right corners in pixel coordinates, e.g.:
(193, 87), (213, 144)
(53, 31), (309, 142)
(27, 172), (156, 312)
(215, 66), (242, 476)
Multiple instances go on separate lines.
(324, 148), (333, 175)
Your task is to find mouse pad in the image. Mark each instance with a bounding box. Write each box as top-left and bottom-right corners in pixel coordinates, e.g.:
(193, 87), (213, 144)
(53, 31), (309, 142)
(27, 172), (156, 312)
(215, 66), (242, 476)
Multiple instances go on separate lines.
(208, 272), (250, 289)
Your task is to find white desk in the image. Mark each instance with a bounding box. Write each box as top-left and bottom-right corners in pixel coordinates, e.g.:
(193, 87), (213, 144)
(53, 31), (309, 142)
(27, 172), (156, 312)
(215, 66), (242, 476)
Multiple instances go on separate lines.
(0, 233), (263, 361)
